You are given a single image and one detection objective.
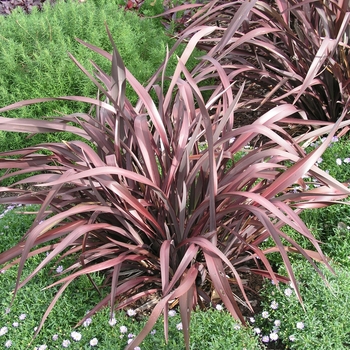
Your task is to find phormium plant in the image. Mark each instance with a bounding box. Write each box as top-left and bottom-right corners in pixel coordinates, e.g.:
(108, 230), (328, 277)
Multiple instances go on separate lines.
(167, 0), (350, 125)
(0, 13), (350, 350)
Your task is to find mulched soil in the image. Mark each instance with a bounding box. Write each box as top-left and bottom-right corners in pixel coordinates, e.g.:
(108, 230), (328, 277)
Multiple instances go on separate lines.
(0, 0), (88, 15)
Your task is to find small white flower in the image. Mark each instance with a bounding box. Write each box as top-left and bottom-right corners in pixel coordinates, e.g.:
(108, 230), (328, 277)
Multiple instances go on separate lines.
(289, 281), (296, 289)
(19, 313), (26, 320)
(270, 301), (278, 310)
(12, 322), (19, 327)
(83, 318), (92, 327)
(233, 324), (241, 330)
(274, 320), (281, 327)
(109, 318), (117, 326)
(332, 136), (339, 142)
(176, 322), (183, 331)
(90, 338), (98, 346)
(262, 311), (269, 318)
(296, 322), (305, 330)
(270, 332), (278, 341)
(0, 326), (8, 336)
(215, 304), (223, 311)
(168, 310), (177, 317)
(253, 328), (261, 334)
(284, 288), (293, 297)
(62, 339), (71, 348)
(289, 334), (296, 341)
(5, 340), (12, 348)
(120, 326), (128, 333)
(52, 334), (58, 341)
(56, 265), (63, 274)
(262, 335), (270, 343)
(71, 331), (82, 341)
(127, 309), (136, 317)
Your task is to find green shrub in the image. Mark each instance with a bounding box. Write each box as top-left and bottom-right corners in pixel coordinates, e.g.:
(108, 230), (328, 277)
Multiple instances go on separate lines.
(0, 0), (198, 152)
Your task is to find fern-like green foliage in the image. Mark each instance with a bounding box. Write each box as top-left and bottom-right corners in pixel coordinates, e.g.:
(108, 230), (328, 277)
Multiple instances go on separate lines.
(0, 0), (199, 152)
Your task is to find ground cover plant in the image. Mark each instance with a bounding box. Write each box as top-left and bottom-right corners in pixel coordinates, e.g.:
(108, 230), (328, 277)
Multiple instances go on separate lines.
(0, 0), (198, 153)
(1, 0), (350, 349)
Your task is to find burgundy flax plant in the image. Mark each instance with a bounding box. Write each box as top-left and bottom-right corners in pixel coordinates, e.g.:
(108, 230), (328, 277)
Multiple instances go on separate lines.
(0, 23), (350, 349)
(163, 0), (350, 125)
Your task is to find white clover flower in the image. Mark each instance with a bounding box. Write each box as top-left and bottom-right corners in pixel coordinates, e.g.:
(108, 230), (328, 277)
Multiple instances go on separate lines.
(274, 320), (281, 327)
(83, 318), (92, 327)
(284, 288), (293, 297)
(90, 338), (98, 346)
(215, 304), (223, 311)
(262, 335), (270, 343)
(19, 313), (26, 320)
(71, 331), (82, 341)
(12, 322), (19, 327)
(109, 318), (117, 327)
(62, 339), (71, 348)
(0, 326), (8, 336)
(56, 265), (63, 274)
(253, 328), (261, 334)
(233, 324), (241, 330)
(261, 311), (269, 318)
(127, 309), (136, 317)
(5, 340), (12, 348)
(289, 334), (296, 341)
(176, 322), (183, 331)
(52, 334), (58, 341)
(270, 301), (278, 310)
(120, 326), (128, 333)
(296, 322), (305, 330)
(270, 332), (278, 341)
(168, 310), (177, 317)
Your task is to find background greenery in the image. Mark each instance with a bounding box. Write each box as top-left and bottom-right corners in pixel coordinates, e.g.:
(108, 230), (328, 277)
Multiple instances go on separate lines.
(0, 0), (199, 152)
